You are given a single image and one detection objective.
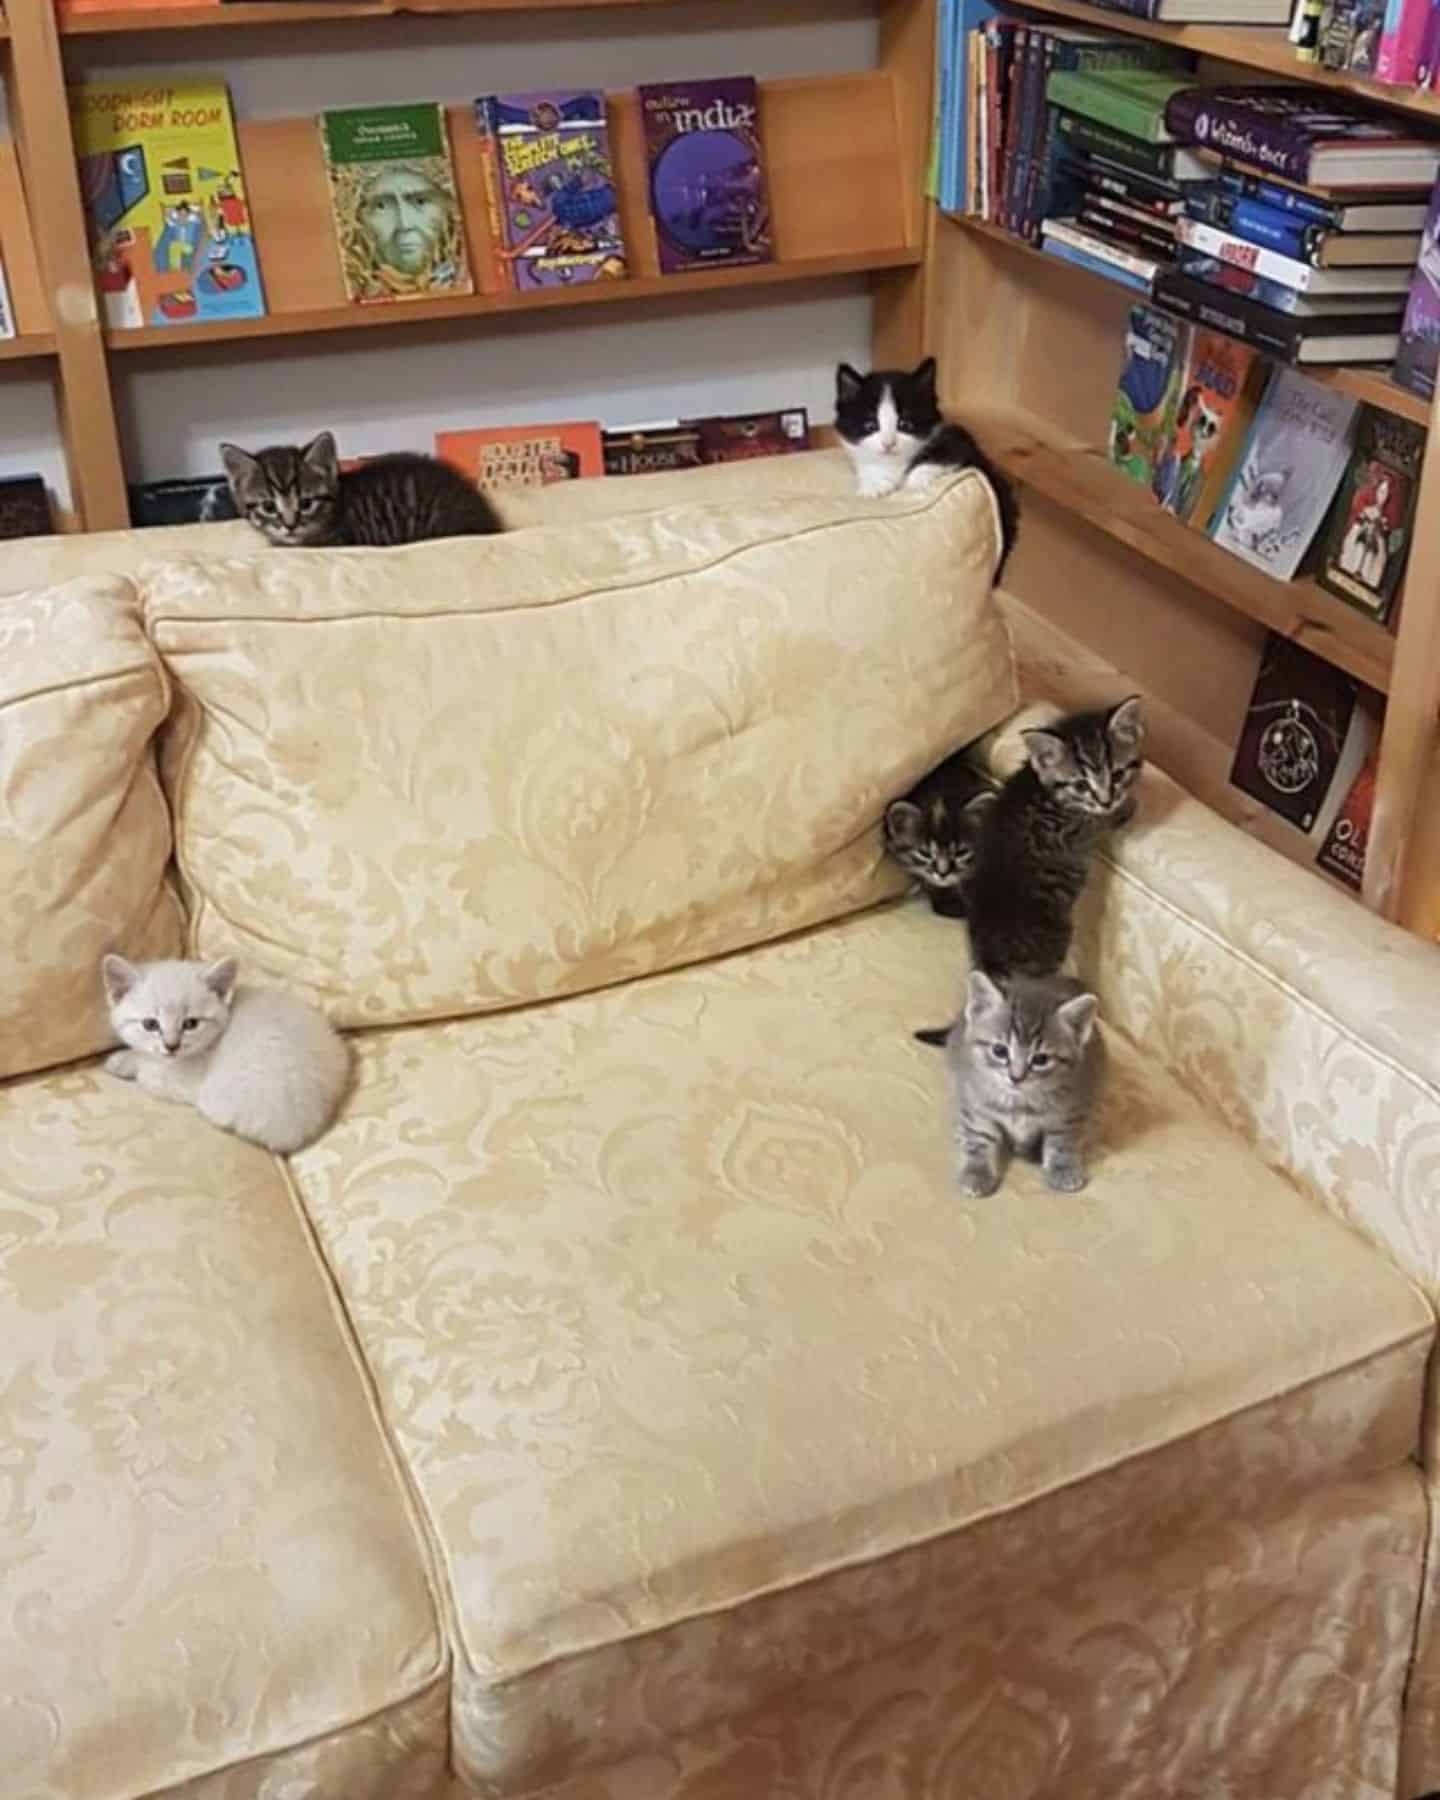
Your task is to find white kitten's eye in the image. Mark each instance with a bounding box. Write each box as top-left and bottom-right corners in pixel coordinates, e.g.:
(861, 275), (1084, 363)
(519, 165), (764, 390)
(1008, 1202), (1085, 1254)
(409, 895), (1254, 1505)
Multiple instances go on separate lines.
(142, 1017), (159, 1032)
(182, 1017), (201, 1031)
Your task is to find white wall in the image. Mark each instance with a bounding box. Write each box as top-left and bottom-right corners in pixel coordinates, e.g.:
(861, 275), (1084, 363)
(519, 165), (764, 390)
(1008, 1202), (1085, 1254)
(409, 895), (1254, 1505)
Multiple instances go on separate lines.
(4, 0), (879, 504)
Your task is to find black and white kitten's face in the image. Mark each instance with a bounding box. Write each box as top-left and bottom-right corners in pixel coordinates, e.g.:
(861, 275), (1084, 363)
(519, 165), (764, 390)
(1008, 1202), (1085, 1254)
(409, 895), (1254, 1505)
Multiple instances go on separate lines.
(1022, 696), (1144, 819)
(220, 431), (342, 546)
(885, 790), (994, 892)
(835, 358), (941, 476)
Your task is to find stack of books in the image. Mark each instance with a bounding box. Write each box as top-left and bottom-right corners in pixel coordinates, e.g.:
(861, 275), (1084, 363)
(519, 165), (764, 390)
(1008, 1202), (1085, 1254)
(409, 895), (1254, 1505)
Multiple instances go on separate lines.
(1155, 87), (1440, 364)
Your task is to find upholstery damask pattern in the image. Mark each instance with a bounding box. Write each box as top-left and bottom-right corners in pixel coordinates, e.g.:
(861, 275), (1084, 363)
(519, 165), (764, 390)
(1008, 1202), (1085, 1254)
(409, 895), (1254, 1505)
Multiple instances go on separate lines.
(286, 901), (1428, 1791)
(142, 472), (1015, 1028)
(0, 576), (182, 1079)
(0, 1068), (445, 1800)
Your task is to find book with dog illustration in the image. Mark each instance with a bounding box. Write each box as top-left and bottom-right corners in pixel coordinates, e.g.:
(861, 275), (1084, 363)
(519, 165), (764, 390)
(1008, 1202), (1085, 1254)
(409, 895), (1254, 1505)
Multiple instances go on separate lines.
(1315, 407), (1424, 620)
(638, 77), (772, 274)
(1153, 327), (1268, 526)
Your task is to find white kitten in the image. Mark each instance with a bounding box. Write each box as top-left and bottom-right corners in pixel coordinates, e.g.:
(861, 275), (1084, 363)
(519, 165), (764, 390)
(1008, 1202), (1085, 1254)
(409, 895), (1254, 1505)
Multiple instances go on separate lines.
(101, 955), (350, 1155)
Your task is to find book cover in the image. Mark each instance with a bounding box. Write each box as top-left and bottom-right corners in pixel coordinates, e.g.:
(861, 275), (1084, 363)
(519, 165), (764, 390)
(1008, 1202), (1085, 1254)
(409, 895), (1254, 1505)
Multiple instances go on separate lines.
(1042, 232), (1156, 290)
(129, 473), (239, 527)
(436, 421), (604, 492)
(1230, 634), (1358, 830)
(475, 90), (626, 293)
(1394, 175), (1440, 399)
(1163, 86), (1440, 188)
(602, 422), (703, 476)
(1376, 0), (1429, 82)
(1315, 743), (1378, 889)
(1210, 367), (1358, 578)
(1152, 327), (1267, 524)
(0, 259), (13, 340)
(1315, 407), (1425, 618)
(1320, 0), (1387, 68)
(319, 102), (472, 304)
(1108, 303), (1190, 483)
(637, 78), (771, 274)
(0, 475), (52, 539)
(1186, 187), (1419, 264)
(70, 76), (265, 330)
(1174, 215), (1414, 293)
(1155, 265), (1403, 359)
(687, 407), (810, 462)
(1081, 158), (1185, 214)
(1418, 0), (1440, 81)
(1044, 216), (1162, 282)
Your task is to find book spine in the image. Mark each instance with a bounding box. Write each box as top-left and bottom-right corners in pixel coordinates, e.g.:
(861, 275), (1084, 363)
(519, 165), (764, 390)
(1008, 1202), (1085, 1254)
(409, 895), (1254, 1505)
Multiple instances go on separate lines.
(1050, 74), (1168, 144)
(1163, 93), (1310, 183)
(1023, 37), (1060, 238)
(1175, 216), (1316, 290)
(474, 100), (513, 287)
(1377, 0), (1428, 82)
(985, 23), (1005, 221)
(1418, 0), (1440, 81)
(1079, 202), (1175, 257)
(1189, 190), (1316, 259)
(1152, 269), (1303, 360)
(1041, 234), (1153, 291)
(1056, 110), (1173, 179)
(1000, 26), (1028, 232)
(1043, 217), (1160, 279)
(1215, 167), (1337, 226)
(1009, 27), (1043, 235)
(1087, 163), (1182, 214)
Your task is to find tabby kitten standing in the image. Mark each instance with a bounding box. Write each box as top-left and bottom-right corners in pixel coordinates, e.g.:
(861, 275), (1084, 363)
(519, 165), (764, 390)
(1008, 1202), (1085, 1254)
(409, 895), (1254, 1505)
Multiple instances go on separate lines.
(884, 749), (996, 918)
(221, 430), (502, 547)
(966, 696), (1144, 980)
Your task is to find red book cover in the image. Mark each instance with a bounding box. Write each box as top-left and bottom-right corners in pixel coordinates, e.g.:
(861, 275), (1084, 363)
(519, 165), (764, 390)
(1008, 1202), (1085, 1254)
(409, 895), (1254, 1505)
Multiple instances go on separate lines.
(1315, 744), (1377, 891)
(687, 407), (809, 463)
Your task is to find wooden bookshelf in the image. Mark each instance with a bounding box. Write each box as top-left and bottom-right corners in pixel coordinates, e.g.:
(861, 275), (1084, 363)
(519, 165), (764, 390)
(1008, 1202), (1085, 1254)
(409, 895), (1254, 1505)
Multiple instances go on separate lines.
(57, 0), (685, 30)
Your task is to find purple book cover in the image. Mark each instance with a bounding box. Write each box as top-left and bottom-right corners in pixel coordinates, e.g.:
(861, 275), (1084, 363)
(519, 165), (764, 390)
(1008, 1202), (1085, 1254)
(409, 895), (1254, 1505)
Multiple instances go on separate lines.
(475, 90), (627, 292)
(1395, 174), (1440, 399)
(1164, 86), (1421, 184)
(638, 77), (772, 274)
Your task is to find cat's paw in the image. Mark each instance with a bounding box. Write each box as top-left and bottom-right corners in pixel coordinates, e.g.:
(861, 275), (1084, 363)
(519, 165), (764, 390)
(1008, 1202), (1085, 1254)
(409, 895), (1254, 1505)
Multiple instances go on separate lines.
(104, 1050), (140, 1081)
(957, 1158), (1002, 1198)
(1043, 1157), (1089, 1193)
(856, 465), (903, 499)
(903, 461), (947, 493)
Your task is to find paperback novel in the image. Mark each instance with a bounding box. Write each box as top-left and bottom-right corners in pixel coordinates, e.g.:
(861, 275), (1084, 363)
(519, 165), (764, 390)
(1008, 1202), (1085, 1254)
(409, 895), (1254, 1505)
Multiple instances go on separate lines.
(1152, 327), (1268, 525)
(638, 77), (772, 274)
(319, 103), (471, 303)
(1394, 173), (1440, 399)
(436, 421), (604, 492)
(475, 90), (626, 293)
(1315, 407), (1425, 619)
(602, 423), (702, 476)
(1108, 304), (1190, 484)
(70, 76), (265, 330)
(1229, 633), (1358, 831)
(1315, 744), (1377, 891)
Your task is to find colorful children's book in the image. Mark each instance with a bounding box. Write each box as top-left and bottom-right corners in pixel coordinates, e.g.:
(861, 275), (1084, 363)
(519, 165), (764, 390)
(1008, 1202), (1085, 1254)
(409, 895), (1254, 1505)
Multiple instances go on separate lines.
(1163, 86), (1440, 188)
(70, 76), (265, 330)
(129, 474), (238, 527)
(0, 475), (52, 539)
(475, 90), (626, 293)
(687, 407), (810, 461)
(435, 421), (604, 492)
(1152, 327), (1268, 525)
(637, 77), (772, 274)
(0, 259), (13, 340)
(1108, 303), (1190, 483)
(1315, 743), (1378, 890)
(1209, 367), (1358, 578)
(602, 423), (703, 476)
(319, 103), (471, 304)
(1394, 173), (1440, 399)
(1229, 633), (1358, 831)
(1315, 407), (1425, 619)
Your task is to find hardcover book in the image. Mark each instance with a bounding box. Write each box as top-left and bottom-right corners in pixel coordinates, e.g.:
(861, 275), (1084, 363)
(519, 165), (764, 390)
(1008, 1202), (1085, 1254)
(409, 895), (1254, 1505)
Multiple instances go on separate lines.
(0, 475), (52, 540)
(1163, 86), (1440, 188)
(1046, 67), (1196, 144)
(1154, 265), (1403, 361)
(1174, 216), (1415, 293)
(1315, 744), (1377, 891)
(1186, 186), (1420, 263)
(319, 103), (472, 304)
(1394, 174), (1440, 399)
(1175, 249), (1407, 315)
(1315, 407), (1425, 619)
(637, 77), (772, 274)
(1109, 303), (1190, 484)
(474, 90), (627, 293)
(687, 407), (810, 462)
(435, 421), (604, 492)
(1229, 634), (1358, 832)
(1152, 326), (1268, 525)
(602, 422), (702, 476)
(1210, 367), (1358, 578)
(1210, 168), (1428, 232)
(129, 474), (238, 527)
(70, 76), (265, 330)
(1054, 110), (1211, 182)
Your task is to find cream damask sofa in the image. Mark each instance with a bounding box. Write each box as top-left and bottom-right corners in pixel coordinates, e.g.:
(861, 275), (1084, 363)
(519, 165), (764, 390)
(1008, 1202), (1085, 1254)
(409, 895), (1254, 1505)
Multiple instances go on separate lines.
(5, 451), (1440, 1800)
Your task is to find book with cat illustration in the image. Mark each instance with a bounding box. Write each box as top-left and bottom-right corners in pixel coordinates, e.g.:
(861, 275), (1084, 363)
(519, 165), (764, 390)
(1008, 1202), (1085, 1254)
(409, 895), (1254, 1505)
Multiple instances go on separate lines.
(0, 475), (53, 539)
(69, 75), (265, 330)
(687, 407), (810, 462)
(475, 89), (627, 293)
(1108, 304), (1190, 486)
(1394, 172), (1440, 400)
(1314, 407), (1425, 620)
(319, 103), (472, 304)
(602, 422), (703, 476)
(1209, 367), (1358, 579)
(1229, 633), (1358, 831)
(637, 77), (772, 274)
(435, 421), (604, 492)
(1152, 327), (1268, 526)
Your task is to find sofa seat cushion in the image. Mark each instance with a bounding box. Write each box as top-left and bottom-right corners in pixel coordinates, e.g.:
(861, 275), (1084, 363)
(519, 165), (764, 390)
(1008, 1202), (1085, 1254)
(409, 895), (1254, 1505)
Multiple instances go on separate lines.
(142, 469), (1014, 1030)
(0, 576), (183, 1080)
(286, 902), (1431, 1795)
(0, 1069), (447, 1800)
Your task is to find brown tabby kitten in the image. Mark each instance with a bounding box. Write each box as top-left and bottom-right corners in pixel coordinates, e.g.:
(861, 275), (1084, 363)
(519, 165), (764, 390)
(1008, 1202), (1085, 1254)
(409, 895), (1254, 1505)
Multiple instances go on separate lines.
(884, 749), (997, 918)
(966, 696), (1144, 981)
(221, 430), (502, 547)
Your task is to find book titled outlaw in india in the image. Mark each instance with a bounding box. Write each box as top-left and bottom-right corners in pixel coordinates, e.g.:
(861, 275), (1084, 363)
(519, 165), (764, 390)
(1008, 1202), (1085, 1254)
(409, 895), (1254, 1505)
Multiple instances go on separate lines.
(638, 77), (773, 274)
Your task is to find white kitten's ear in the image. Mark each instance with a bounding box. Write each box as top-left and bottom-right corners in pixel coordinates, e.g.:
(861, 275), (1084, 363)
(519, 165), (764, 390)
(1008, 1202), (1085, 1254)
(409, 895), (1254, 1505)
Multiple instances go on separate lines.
(203, 957), (239, 1004)
(219, 442), (260, 490)
(1022, 728), (1073, 780)
(885, 799), (924, 849)
(965, 969), (1006, 1030)
(1107, 695), (1144, 755)
(836, 362), (864, 403)
(912, 356), (938, 392)
(1055, 992), (1098, 1047)
(101, 954), (138, 1005)
(302, 431), (339, 482)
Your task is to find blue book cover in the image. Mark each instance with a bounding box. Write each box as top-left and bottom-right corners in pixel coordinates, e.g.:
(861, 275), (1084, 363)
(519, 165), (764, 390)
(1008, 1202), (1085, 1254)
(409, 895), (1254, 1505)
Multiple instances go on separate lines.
(1189, 188), (1311, 258)
(945, 0), (994, 215)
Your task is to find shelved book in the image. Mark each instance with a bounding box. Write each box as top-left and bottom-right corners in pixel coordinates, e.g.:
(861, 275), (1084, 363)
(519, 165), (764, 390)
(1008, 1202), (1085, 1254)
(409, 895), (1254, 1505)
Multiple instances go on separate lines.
(70, 76), (265, 330)
(690, 407), (810, 461)
(1184, 186), (1421, 266)
(1042, 217), (1161, 291)
(1152, 327), (1268, 525)
(435, 421), (604, 492)
(129, 474), (238, 527)
(637, 78), (771, 274)
(1109, 304), (1189, 485)
(1053, 111), (1210, 185)
(1394, 175), (1440, 399)
(1210, 367), (1358, 580)
(1047, 68), (1196, 146)
(1201, 170), (1429, 234)
(1314, 745), (1377, 893)
(1174, 251), (1408, 320)
(1315, 408), (1425, 620)
(0, 260), (13, 340)
(475, 90), (627, 293)
(1230, 634), (1361, 833)
(319, 103), (472, 304)
(1153, 267), (1404, 363)
(1173, 218), (1416, 296)
(1080, 0), (1290, 18)
(602, 423), (703, 476)
(0, 475), (52, 540)
(1163, 88), (1440, 190)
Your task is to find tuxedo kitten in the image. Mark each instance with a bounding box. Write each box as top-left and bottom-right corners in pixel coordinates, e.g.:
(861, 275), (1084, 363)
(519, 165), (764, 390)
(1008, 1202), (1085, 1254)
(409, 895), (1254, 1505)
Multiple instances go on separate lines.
(884, 750), (997, 918)
(102, 955), (350, 1155)
(966, 696), (1144, 981)
(940, 969), (1102, 1196)
(834, 357), (1018, 572)
(221, 430), (502, 548)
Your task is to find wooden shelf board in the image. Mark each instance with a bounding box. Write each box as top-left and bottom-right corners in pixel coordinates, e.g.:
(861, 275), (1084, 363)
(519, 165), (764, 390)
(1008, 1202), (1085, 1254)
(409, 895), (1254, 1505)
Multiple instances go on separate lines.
(948, 212), (1431, 429)
(1012, 0), (1440, 121)
(978, 408), (1397, 694)
(59, 0), (706, 31)
(0, 332), (57, 360)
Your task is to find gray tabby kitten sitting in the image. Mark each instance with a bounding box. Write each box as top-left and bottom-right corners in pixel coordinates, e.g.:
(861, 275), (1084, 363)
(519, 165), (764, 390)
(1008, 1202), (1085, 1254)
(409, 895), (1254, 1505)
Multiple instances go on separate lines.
(927, 970), (1102, 1196)
(966, 696), (1144, 980)
(221, 430), (502, 547)
(884, 749), (997, 918)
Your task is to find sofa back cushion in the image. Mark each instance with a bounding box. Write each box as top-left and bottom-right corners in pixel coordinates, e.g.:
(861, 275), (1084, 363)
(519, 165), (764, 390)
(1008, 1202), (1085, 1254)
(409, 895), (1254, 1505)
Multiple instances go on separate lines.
(144, 471), (1015, 1028)
(0, 577), (183, 1078)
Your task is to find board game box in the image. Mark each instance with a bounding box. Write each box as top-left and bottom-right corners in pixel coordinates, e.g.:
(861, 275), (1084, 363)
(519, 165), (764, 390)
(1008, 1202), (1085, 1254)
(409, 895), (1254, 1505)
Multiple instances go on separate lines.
(476, 90), (627, 292)
(436, 421), (604, 492)
(637, 77), (772, 274)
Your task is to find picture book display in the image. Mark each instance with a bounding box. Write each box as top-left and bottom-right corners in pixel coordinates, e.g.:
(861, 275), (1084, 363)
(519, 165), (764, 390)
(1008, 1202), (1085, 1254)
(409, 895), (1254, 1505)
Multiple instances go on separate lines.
(602, 423), (703, 476)
(475, 90), (627, 293)
(0, 475), (52, 540)
(1395, 174), (1440, 399)
(436, 421), (604, 492)
(1315, 408), (1425, 620)
(689, 407), (810, 461)
(1210, 367), (1358, 579)
(1108, 304), (1190, 485)
(1163, 86), (1440, 188)
(1152, 327), (1267, 525)
(320, 103), (472, 304)
(637, 78), (772, 274)
(1229, 633), (1358, 831)
(70, 76), (264, 330)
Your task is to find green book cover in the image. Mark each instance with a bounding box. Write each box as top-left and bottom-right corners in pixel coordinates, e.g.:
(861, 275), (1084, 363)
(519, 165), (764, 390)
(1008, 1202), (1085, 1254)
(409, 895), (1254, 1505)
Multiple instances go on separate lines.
(1046, 70), (1194, 146)
(319, 101), (472, 303)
